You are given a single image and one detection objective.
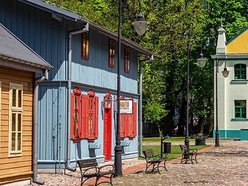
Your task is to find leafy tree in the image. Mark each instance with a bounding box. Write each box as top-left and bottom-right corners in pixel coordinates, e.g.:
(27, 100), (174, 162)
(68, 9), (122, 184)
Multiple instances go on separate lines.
(142, 61), (167, 135)
(141, 0), (206, 135)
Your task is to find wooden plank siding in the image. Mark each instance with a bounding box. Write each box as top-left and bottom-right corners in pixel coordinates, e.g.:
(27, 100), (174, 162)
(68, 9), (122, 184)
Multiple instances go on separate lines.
(0, 67), (34, 184)
(72, 29), (139, 94)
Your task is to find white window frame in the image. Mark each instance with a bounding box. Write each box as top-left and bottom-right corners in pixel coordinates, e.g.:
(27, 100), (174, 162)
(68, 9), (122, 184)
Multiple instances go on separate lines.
(9, 83), (23, 156)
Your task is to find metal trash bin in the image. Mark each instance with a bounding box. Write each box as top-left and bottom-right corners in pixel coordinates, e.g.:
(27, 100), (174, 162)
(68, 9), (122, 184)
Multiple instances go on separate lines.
(163, 142), (171, 153)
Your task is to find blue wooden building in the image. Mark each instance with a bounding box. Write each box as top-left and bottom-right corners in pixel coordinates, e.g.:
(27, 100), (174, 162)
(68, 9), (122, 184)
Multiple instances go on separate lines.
(0, 0), (153, 171)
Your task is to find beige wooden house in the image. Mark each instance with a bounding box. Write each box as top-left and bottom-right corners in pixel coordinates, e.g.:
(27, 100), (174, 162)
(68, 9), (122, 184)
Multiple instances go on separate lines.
(0, 24), (51, 185)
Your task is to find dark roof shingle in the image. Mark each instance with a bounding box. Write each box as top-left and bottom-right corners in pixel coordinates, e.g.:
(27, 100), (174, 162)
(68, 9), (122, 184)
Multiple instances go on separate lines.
(0, 23), (52, 70)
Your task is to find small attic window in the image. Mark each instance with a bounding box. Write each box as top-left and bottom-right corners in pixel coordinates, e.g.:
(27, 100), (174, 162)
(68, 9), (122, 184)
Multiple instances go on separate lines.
(124, 47), (130, 73)
(81, 32), (89, 60)
(108, 39), (115, 68)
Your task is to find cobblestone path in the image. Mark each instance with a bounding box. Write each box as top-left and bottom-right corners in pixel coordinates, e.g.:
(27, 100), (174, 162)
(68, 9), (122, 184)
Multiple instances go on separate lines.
(115, 139), (248, 186)
(31, 139), (248, 186)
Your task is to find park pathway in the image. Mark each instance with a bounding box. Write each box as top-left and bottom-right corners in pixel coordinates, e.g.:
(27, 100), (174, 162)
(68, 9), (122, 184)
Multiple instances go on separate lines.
(31, 139), (248, 185)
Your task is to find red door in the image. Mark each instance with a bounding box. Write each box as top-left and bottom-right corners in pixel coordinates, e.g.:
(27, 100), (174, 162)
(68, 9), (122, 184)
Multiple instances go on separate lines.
(104, 93), (112, 161)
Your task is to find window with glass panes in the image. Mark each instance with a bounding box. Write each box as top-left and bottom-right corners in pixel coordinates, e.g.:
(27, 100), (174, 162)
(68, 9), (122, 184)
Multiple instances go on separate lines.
(81, 32), (89, 60)
(235, 100), (246, 118)
(9, 83), (23, 156)
(124, 47), (130, 73)
(234, 64), (246, 80)
(108, 39), (115, 68)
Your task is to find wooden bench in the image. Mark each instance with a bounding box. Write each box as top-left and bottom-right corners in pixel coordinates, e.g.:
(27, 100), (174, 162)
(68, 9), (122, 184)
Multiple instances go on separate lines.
(143, 149), (167, 173)
(77, 159), (115, 186)
(179, 145), (198, 164)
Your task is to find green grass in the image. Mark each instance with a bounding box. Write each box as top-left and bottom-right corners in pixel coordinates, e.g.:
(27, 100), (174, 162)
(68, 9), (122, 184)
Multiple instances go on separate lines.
(142, 137), (207, 160)
(142, 136), (195, 142)
(142, 145), (207, 160)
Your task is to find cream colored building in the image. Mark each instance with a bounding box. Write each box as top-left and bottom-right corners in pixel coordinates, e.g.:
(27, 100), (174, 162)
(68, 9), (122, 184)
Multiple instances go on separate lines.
(215, 27), (248, 140)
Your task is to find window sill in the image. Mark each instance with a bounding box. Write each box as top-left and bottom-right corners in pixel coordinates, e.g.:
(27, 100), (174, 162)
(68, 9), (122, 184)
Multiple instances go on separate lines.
(231, 80), (248, 84)
(88, 143), (101, 149)
(9, 153), (22, 157)
(231, 118), (248, 121)
(121, 141), (130, 147)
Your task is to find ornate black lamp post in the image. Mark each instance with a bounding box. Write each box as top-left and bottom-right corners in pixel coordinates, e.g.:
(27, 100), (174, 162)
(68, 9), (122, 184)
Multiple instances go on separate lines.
(211, 25), (229, 147)
(184, 41), (191, 150)
(184, 46), (208, 150)
(115, 0), (147, 176)
(195, 52), (229, 148)
(196, 48), (229, 148)
(213, 56), (229, 147)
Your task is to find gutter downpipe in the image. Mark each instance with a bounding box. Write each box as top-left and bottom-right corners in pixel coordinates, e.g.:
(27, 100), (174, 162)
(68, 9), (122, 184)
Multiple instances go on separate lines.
(33, 70), (49, 185)
(138, 55), (154, 157)
(66, 23), (89, 172)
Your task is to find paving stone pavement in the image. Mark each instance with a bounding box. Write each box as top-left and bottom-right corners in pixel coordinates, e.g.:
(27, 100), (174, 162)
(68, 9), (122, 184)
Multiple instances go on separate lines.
(31, 139), (248, 185)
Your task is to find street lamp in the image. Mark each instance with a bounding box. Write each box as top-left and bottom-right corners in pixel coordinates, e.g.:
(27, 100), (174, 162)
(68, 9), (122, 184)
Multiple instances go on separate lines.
(184, 44), (207, 150)
(196, 51), (207, 68)
(115, 0), (147, 176)
(212, 56), (229, 147)
(133, 12), (147, 36)
(184, 41), (191, 150)
(210, 25), (229, 147)
(195, 46), (229, 147)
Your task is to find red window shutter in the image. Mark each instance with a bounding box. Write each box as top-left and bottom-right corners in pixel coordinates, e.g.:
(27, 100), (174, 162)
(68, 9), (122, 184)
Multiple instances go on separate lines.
(127, 114), (133, 137)
(88, 97), (94, 140)
(133, 102), (137, 137)
(81, 94), (88, 138)
(71, 93), (82, 141)
(78, 96), (82, 137)
(120, 114), (125, 138)
(127, 102), (137, 138)
(125, 114), (130, 137)
(70, 93), (76, 140)
(94, 96), (99, 139)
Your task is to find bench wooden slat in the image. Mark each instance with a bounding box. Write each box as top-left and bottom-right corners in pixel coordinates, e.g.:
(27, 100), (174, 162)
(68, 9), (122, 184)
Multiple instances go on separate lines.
(77, 159), (98, 168)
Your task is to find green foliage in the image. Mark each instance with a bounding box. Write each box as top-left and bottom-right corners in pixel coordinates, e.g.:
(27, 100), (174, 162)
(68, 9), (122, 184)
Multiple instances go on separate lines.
(144, 101), (167, 123)
(143, 136), (194, 142)
(142, 61), (167, 126)
(142, 144), (206, 160)
(141, 0), (207, 134)
(142, 136), (207, 161)
(205, 0), (248, 41)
